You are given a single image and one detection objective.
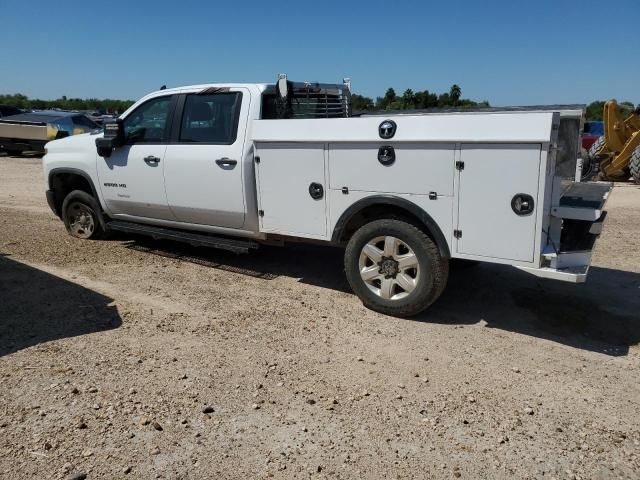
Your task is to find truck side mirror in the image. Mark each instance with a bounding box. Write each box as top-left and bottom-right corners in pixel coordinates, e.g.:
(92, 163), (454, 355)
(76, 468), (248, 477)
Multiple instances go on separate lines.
(96, 119), (124, 158)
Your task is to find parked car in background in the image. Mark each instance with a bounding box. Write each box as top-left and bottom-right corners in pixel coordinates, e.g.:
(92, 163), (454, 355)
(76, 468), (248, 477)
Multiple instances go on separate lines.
(86, 112), (118, 126)
(582, 120), (604, 150)
(0, 111), (99, 155)
(0, 105), (22, 118)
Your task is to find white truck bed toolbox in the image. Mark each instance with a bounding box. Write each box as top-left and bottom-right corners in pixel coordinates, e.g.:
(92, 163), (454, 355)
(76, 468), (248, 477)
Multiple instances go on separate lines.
(552, 181), (612, 221)
(521, 181), (613, 282)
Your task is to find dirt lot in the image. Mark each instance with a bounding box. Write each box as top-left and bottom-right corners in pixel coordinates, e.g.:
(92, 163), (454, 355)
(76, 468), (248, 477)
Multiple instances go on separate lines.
(0, 155), (639, 480)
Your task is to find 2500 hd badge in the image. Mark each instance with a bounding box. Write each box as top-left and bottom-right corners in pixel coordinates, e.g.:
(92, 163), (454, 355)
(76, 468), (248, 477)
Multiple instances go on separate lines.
(103, 182), (127, 188)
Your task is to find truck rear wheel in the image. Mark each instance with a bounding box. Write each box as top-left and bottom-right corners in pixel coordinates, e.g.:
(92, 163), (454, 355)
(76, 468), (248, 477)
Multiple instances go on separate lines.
(631, 146), (640, 185)
(61, 190), (105, 240)
(344, 219), (448, 317)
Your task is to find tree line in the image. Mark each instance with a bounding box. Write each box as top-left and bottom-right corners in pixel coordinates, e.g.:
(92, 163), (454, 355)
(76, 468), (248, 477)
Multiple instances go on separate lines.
(351, 85), (489, 111)
(0, 93), (134, 114)
(351, 85), (636, 121)
(585, 100), (636, 121)
(0, 90), (634, 120)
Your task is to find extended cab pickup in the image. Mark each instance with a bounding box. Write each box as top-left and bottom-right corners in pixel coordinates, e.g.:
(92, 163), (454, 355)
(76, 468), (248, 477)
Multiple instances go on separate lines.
(43, 75), (612, 317)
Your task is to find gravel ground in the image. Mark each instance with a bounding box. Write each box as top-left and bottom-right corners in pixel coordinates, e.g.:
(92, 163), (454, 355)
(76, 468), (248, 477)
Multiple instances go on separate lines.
(1, 155), (639, 480)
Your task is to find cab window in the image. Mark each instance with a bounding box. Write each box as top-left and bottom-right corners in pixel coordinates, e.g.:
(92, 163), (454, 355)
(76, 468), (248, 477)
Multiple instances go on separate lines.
(123, 96), (172, 143)
(179, 92), (242, 144)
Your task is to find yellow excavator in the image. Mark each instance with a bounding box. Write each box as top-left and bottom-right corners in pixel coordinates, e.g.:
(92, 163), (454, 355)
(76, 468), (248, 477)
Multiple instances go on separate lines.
(585, 100), (640, 183)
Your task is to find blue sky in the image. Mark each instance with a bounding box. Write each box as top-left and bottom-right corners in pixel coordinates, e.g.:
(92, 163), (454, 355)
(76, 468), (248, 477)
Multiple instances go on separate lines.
(1, 0), (637, 106)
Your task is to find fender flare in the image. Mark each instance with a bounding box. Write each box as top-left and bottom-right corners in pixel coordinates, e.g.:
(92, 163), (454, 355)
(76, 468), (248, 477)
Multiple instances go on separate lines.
(48, 168), (107, 228)
(331, 195), (451, 258)
(48, 167), (100, 197)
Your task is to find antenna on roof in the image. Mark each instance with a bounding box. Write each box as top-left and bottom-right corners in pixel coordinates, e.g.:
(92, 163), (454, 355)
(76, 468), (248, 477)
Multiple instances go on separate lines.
(160, 85), (167, 90)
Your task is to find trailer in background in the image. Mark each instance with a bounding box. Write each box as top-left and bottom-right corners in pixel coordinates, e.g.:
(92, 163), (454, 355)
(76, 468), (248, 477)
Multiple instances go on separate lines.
(0, 111), (99, 155)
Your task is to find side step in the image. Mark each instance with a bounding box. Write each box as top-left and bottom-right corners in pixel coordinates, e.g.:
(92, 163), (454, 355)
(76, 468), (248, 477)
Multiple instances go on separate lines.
(106, 221), (259, 254)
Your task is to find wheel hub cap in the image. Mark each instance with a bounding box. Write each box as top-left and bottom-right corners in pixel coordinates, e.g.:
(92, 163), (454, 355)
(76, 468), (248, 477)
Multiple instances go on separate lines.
(379, 256), (399, 278)
(67, 202), (95, 239)
(358, 235), (421, 301)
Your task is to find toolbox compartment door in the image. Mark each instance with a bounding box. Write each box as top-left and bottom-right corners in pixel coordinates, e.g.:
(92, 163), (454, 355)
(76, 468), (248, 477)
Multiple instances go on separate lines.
(328, 143), (455, 195)
(255, 143), (328, 239)
(456, 144), (542, 263)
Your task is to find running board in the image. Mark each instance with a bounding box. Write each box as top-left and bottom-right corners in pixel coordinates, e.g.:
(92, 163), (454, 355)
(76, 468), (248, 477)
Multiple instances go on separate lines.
(106, 221), (259, 254)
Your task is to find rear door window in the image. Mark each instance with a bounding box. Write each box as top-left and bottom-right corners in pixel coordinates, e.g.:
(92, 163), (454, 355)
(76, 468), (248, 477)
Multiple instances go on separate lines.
(179, 93), (242, 144)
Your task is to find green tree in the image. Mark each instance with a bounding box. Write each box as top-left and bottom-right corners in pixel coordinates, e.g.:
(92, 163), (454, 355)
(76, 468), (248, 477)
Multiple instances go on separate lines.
(437, 93), (451, 107)
(0, 93), (135, 114)
(351, 94), (374, 111)
(379, 88), (397, 110)
(402, 89), (415, 109)
(449, 84), (461, 106)
(586, 101), (605, 121)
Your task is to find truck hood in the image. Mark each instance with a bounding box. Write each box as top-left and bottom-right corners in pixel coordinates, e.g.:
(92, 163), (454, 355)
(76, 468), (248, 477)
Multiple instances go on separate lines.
(45, 130), (102, 155)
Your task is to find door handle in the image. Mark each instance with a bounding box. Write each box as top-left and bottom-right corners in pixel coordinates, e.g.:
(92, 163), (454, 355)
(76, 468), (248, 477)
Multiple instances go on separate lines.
(144, 155), (160, 164)
(511, 193), (535, 216)
(215, 158), (237, 168)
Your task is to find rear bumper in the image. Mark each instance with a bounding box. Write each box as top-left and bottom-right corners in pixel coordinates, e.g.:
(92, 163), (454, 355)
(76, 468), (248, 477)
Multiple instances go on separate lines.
(519, 181), (613, 284)
(516, 264), (588, 283)
(46, 189), (60, 217)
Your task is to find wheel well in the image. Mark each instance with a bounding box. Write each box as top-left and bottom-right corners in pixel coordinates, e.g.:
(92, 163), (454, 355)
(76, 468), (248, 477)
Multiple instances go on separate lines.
(49, 172), (95, 216)
(334, 203), (451, 258)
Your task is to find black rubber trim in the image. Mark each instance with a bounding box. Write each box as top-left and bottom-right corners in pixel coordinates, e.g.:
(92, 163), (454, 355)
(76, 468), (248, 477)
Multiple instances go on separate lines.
(45, 189), (57, 216)
(331, 195), (451, 258)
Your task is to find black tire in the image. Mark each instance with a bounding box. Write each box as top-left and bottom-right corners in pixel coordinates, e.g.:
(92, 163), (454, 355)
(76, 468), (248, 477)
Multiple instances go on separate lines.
(61, 190), (105, 240)
(631, 146), (640, 185)
(4, 148), (22, 157)
(583, 136), (607, 180)
(588, 135), (607, 159)
(344, 219), (449, 317)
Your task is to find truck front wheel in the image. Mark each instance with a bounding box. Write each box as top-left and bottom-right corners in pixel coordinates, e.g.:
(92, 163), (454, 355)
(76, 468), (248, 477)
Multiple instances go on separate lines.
(61, 190), (105, 240)
(344, 219), (448, 317)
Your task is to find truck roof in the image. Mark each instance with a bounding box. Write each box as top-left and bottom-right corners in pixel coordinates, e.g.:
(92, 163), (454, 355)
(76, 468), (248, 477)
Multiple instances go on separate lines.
(147, 83), (269, 96)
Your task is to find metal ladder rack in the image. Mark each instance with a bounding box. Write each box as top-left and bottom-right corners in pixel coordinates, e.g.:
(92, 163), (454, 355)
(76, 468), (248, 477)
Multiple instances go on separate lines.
(262, 73), (352, 119)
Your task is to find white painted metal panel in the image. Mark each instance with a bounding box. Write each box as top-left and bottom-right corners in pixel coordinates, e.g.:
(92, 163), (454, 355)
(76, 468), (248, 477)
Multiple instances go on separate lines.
(252, 112), (555, 144)
(96, 144), (174, 220)
(328, 190), (454, 253)
(256, 143), (327, 238)
(456, 144), (541, 262)
(164, 88), (250, 228)
(328, 143), (455, 195)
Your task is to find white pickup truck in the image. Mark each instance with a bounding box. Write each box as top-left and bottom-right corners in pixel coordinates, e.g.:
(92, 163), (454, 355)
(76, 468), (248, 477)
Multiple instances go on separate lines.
(43, 75), (611, 317)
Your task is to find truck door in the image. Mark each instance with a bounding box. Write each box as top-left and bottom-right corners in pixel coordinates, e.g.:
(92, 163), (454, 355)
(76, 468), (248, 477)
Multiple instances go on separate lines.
(96, 95), (176, 220)
(163, 89), (249, 229)
(456, 144), (541, 263)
